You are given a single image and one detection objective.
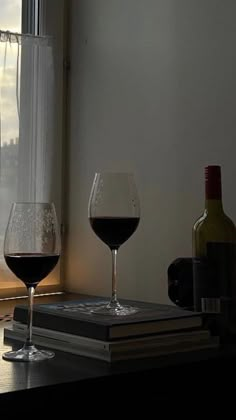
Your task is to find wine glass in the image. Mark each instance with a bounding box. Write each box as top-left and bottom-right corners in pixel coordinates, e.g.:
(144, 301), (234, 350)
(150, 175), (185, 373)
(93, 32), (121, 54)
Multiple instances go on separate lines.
(2, 202), (61, 362)
(88, 172), (140, 316)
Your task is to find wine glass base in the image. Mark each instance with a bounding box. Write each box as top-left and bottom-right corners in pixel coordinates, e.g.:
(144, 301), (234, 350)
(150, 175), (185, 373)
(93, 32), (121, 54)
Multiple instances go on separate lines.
(91, 303), (139, 316)
(2, 345), (55, 362)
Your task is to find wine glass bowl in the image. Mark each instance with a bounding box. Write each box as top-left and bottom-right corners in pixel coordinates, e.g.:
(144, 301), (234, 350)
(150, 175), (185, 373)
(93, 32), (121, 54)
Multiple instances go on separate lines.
(88, 172), (140, 316)
(3, 202), (61, 362)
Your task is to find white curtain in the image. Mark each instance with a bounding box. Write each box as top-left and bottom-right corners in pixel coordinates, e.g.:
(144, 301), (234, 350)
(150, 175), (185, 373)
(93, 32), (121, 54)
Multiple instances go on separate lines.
(0, 30), (56, 276)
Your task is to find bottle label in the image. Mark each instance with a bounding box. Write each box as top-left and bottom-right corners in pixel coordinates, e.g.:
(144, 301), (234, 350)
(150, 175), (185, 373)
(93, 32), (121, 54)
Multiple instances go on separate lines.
(193, 256), (218, 312)
(193, 242), (236, 331)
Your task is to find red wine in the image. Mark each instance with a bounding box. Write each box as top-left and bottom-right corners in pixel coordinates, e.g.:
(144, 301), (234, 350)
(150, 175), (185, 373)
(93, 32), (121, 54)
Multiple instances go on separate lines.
(89, 217), (140, 249)
(5, 253), (60, 287)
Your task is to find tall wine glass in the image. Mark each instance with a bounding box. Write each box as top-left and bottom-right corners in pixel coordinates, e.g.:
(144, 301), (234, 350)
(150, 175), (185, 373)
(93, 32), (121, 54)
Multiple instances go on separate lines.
(3, 202), (61, 362)
(88, 172), (140, 316)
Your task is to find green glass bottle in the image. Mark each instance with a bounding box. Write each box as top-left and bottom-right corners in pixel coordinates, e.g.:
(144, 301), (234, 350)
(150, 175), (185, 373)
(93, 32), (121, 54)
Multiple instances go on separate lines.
(192, 165), (236, 336)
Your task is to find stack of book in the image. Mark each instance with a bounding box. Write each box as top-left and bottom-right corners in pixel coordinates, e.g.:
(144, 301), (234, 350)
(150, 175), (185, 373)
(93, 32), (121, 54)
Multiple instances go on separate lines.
(4, 296), (219, 362)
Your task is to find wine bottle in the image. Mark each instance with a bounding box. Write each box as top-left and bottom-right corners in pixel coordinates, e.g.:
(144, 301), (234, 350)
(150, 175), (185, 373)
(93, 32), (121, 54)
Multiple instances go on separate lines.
(192, 165), (236, 337)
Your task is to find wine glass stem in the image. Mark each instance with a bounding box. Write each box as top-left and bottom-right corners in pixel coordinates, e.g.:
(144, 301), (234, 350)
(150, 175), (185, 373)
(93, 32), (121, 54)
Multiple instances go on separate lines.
(25, 286), (35, 348)
(111, 249), (118, 305)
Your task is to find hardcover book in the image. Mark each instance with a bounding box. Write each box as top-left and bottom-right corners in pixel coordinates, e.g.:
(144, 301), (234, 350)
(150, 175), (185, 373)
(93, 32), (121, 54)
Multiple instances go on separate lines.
(4, 323), (218, 362)
(13, 296), (203, 341)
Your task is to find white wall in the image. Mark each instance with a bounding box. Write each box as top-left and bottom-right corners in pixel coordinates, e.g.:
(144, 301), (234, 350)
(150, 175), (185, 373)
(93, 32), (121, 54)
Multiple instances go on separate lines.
(65, 0), (236, 304)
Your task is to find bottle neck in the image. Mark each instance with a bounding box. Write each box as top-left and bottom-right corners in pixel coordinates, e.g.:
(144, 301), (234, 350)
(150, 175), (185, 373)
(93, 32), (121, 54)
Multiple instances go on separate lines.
(205, 165), (223, 215)
(205, 198), (224, 215)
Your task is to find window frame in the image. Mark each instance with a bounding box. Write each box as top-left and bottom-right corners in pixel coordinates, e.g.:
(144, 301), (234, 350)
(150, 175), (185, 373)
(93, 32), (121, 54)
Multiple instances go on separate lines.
(22, 0), (39, 35)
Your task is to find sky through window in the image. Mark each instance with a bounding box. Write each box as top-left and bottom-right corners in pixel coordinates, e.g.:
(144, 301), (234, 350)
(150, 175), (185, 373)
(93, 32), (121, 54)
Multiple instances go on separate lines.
(0, 0), (22, 33)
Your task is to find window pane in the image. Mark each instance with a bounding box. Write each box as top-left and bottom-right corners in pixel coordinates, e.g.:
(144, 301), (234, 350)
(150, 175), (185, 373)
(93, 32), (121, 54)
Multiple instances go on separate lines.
(0, 1), (64, 298)
(0, 0), (22, 32)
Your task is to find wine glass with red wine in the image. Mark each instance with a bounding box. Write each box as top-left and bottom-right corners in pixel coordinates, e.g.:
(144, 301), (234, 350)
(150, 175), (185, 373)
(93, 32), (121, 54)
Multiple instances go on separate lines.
(88, 172), (140, 316)
(3, 202), (61, 362)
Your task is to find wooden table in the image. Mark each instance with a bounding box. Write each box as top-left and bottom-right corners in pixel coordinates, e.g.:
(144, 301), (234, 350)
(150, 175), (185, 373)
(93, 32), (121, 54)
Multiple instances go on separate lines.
(0, 294), (235, 413)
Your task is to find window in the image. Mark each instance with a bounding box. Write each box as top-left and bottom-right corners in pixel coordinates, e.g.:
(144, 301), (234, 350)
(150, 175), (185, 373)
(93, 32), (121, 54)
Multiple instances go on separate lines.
(0, 0), (22, 32)
(0, 0), (65, 298)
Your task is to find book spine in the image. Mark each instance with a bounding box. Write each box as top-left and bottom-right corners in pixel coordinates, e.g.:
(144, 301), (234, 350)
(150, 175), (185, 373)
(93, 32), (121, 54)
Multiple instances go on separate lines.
(4, 327), (111, 362)
(4, 326), (219, 363)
